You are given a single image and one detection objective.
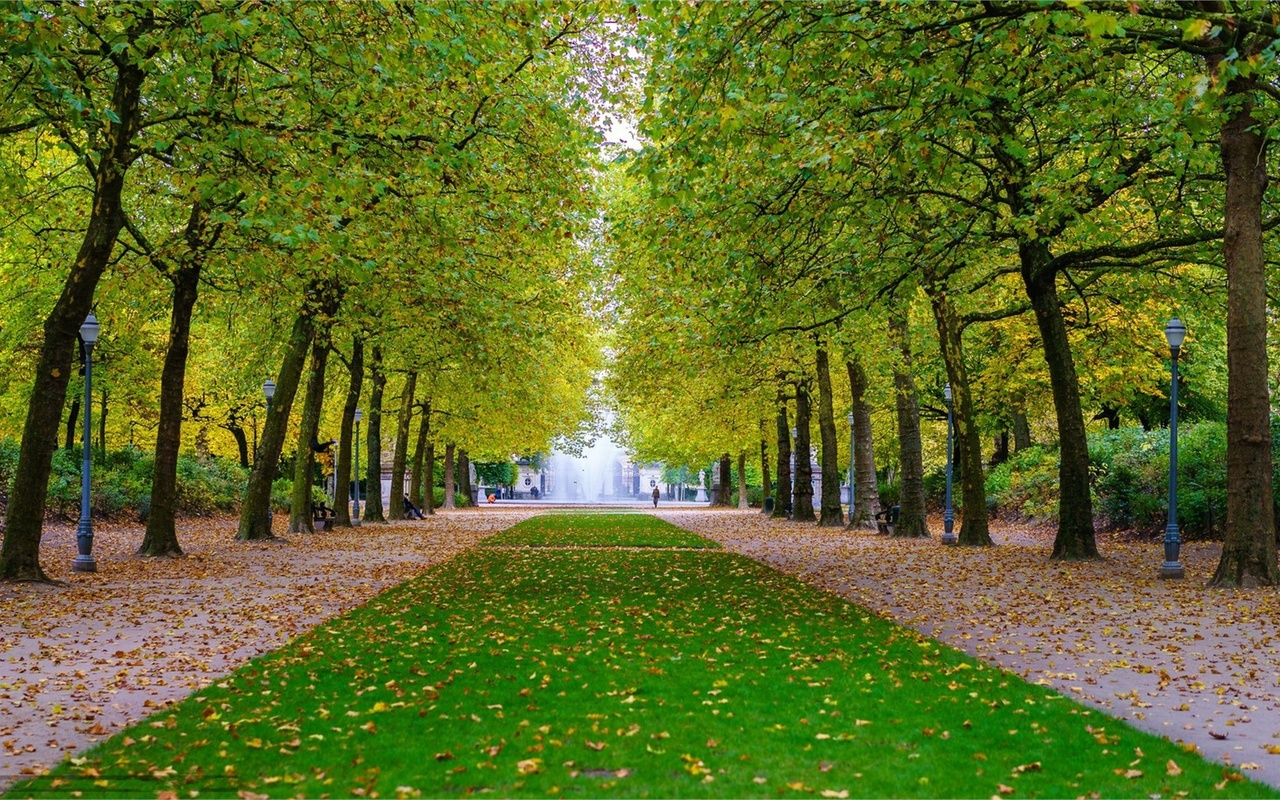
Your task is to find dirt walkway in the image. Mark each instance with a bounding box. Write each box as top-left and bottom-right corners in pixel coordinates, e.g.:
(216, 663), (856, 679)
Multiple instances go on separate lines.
(659, 509), (1280, 790)
(0, 510), (539, 788)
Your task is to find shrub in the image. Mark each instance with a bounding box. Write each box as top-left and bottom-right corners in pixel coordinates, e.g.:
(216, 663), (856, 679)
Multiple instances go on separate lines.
(984, 445), (1060, 522)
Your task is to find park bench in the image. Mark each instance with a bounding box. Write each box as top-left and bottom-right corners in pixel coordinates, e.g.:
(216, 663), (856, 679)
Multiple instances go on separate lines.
(875, 504), (899, 535)
(312, 500), (335, 531)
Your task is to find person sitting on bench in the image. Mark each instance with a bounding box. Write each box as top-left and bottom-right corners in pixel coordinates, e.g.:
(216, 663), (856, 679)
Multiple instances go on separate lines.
(403, 494), (425, 520)
(875, 503), (900, 535)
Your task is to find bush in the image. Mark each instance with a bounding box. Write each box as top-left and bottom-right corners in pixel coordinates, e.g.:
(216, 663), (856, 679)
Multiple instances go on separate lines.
(984, 445), (1060, 522)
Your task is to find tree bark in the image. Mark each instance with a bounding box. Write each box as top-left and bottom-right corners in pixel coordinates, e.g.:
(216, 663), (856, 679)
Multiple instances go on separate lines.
(424, 441), (436, 515)
(443, 442), (456, 509)
(0, 36), (148, 581)
(716, 454), (732, 506)
(458, 450), (472, 505)
(815, 343), (845, 527)
(288, 338), (332, 534)
(1020, 242), (1097, 559)
(333, 337), (363, 528)
(64, 397), (79, 451)
(759, 429), (772, 514)
(737, 451), (749, 509)
(140, 256), (202, 557)
(773, 395), (791, 519)
(927, 284), (992, 546)
(1012, 407), (1032, 452)
(845, 357), (881, 530)
(792, 381), (816, 522)
(388, 371), (417, 520)
(237, 308), (314, 540)
(409, 399), (430, 509)
(363, 346), (387, 523)
(889, 308), (929, 538)
(1211, 73), (1279, 587)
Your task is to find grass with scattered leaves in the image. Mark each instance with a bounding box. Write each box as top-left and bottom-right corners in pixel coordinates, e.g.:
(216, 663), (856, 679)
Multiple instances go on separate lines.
(7, 514), (1273, 799)
(484, 511), (717, 549)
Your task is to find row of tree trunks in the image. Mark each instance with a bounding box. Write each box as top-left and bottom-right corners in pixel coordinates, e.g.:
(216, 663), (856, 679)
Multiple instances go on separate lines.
(792, 381), (816, 522)
(737, 452), (749, 509)
(927, 285), (993, 546)
(362, 347), (386, 523)
(889, 309), (929, 538)
(845, 356), (881, 530)
(459, 450), (472, 504)
(333, 337), (363, 528)
(814, 343), (844, 527)
(423, 441), (436, 515)
(388, 371), (418, 520)
(0, 48), (148, 581)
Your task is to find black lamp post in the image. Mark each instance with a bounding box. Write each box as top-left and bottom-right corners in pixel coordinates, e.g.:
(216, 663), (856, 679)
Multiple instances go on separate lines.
(353, 407), (363, 525)
(790, 426), (798, 519)
(72, 314), (100, 573)
(846, 411), (856, 521)
(942, 383), (957, 545)
(1161, 318), (1187, 579)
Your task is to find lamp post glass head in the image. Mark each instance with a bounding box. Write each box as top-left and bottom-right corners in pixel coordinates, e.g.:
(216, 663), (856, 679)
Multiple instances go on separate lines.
(354, 407), (363, 424)
(262, 379), (276, 400)
(1165, 318), (1187, 352)
(847, 412), (854, 427)
(944, 383), (952, 402)
(80, 313), (100, 345)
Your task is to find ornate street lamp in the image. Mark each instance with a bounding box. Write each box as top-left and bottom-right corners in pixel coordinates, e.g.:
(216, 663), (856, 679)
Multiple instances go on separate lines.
(1161, 319), (1187, 579)
(72, 314), (100, 573)
(790, 426), (798, 519)
(353, 407), (363, 525)
(846, 411), (856, 521)
(942, 383), (957, 545)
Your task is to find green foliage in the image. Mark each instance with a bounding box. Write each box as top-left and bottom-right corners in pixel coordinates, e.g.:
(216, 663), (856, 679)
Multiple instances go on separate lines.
(474, 461), (517, 487)
(985, 446), (1061, 522)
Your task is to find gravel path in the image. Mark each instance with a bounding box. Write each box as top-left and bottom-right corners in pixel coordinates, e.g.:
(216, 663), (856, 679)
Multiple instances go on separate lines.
(659, 508), (1280, 790)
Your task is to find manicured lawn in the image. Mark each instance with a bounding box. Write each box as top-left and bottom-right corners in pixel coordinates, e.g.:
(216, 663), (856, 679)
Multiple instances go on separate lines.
(484, 511), (717, 549)
(8, 514), (1272, 799)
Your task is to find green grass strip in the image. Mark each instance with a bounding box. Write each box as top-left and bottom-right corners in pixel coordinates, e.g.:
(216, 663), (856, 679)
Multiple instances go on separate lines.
(8, 536), (1272, 798)
(485, 511), (718, 549)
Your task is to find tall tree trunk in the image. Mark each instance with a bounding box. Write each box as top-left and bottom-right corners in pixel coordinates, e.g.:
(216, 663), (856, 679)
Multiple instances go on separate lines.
(333, 337), (363, 528)
(1012, 407), (1032, 452)
(458, 450), (472, 505)
(815, 343), (845, 527)
(792, 381), (816, 522)
(363, 346), (387, 523)
(410, 399), (430, 509)
(845, 357), (881, 530)
(141, 254), (203, 557)
(443, 442), (456, 509)
(389, 371), (418, 520)
(773, 395), (791, 519)
(1020, 242), (1096, 559)
(927, 285), (992, 546)
(289, 338), (332, 534)
(0, 51), (147, 581)
(889, 308), (929, 538)
(716, 454), (732, 507)
(424, 441), (436, 515)
(237, 305), (315, 540)
(737, 451), (749, 509)
(65, 397), (79, 451)
(759, 427), (772, 514)
(991, 431), (1009, 467)
(1211, 72), (1279, 587)
(222, 407), (250, 469)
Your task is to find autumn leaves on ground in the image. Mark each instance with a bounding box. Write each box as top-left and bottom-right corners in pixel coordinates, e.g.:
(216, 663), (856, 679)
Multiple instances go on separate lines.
(3, 511), (1277, 799)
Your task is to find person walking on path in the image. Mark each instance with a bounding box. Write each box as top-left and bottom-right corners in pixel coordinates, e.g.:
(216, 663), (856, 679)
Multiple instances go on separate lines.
(652, 486), (661, 508)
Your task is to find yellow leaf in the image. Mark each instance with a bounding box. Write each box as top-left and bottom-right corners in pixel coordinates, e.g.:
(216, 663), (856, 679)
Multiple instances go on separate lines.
(1167, 760), (1183, 776)
(516, 758), (542, 775)
(820, 791), (849, 799)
